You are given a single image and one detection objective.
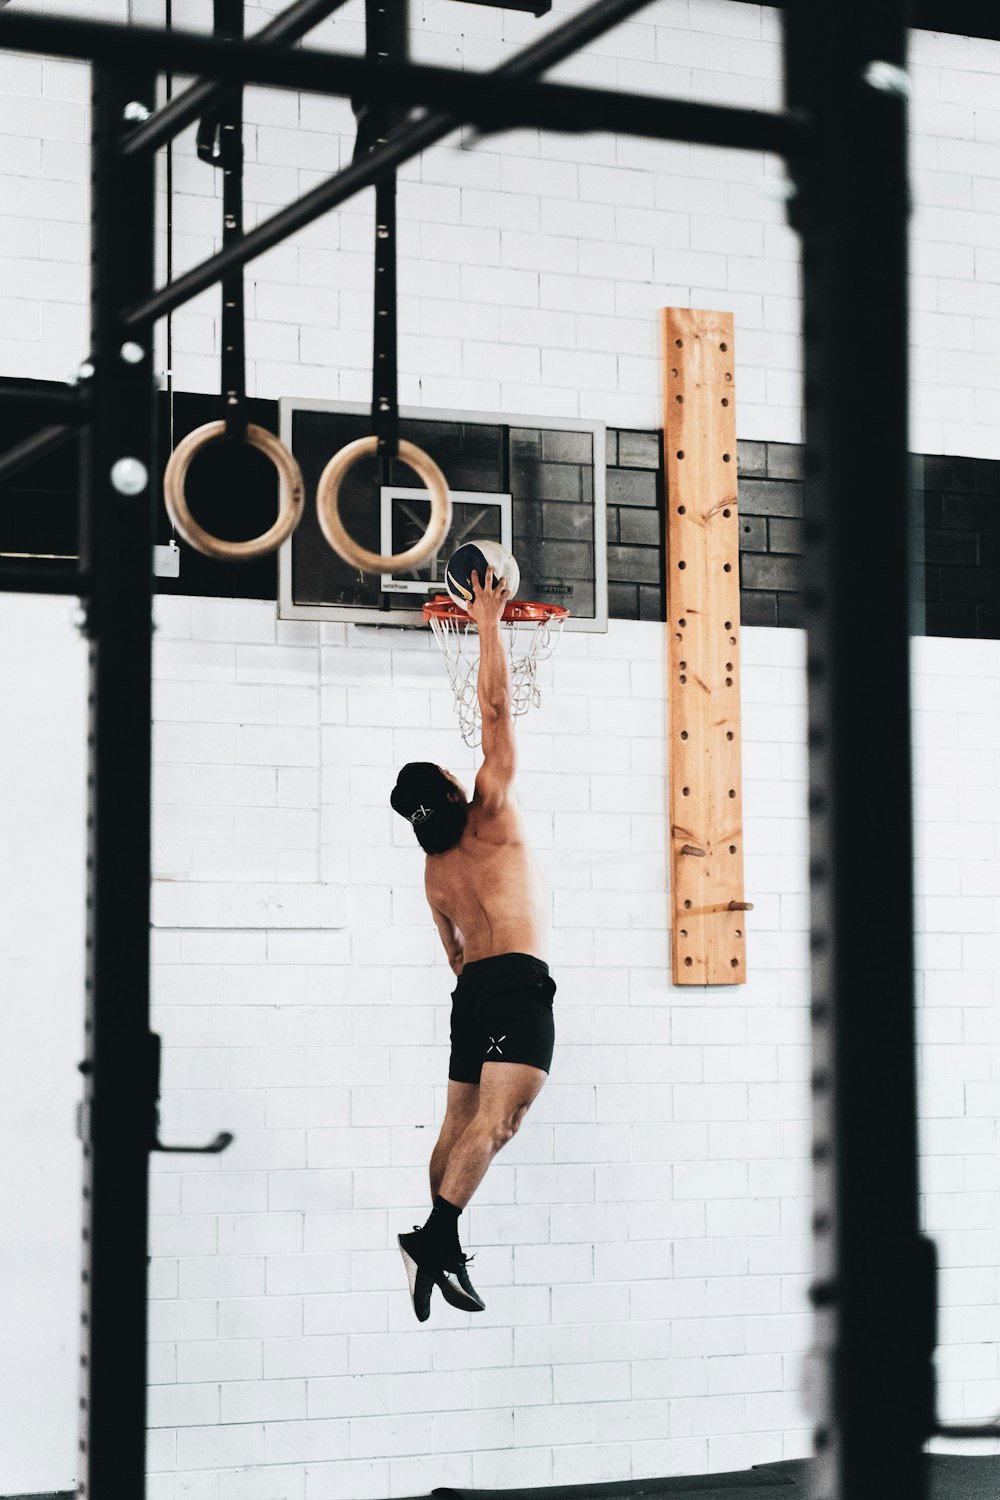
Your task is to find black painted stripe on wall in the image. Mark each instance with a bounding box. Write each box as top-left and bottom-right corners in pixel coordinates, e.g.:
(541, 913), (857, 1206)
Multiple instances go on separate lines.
(2, 383), (998, 638)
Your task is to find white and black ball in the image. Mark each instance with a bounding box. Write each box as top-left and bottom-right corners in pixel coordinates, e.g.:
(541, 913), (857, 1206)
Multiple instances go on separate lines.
(445, 539), (520, 612)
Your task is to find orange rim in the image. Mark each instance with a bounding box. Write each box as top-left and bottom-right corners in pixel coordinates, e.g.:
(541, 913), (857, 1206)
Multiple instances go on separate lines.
(422, 595), (569, 624)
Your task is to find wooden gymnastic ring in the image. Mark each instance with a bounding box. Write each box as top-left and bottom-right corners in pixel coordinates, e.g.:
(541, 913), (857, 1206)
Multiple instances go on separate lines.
(163, 421), (305, 562)
(316, 435), (451, 574)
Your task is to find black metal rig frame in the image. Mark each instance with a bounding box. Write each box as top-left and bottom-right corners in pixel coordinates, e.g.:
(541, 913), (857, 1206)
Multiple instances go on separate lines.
(0, 0), (993, 1496)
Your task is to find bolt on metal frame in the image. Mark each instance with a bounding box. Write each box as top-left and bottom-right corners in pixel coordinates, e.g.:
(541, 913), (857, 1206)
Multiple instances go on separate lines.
(0, 0), (987, 1494)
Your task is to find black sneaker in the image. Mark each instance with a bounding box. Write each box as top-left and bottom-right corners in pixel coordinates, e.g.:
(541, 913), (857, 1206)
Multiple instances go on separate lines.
(437, 1250), (485, 1312)
(397, 1228), (439, 1322)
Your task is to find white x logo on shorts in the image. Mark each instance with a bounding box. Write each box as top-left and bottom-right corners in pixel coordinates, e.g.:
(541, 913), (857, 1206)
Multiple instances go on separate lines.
(487, 1035), (506, 1056)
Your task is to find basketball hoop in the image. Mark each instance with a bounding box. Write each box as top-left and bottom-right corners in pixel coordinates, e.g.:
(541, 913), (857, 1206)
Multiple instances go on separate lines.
(423, 596), (569, 749)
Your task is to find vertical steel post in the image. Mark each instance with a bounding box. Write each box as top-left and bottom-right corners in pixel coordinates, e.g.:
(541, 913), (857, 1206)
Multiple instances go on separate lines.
(784, 4), (938, 1498)
(80, 64), (158, 1500)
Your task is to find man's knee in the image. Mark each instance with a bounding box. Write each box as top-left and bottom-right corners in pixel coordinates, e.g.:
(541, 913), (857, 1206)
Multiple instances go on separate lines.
(482, 1101), (531, 1151)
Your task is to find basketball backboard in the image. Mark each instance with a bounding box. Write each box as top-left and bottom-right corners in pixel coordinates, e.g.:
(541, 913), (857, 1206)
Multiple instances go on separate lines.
(277, 401), (608, 632)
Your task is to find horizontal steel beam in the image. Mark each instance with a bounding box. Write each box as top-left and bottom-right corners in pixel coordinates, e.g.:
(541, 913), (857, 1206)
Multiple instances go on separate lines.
(729, 0), (1000, 43)
(123, 0), (352, 158)
(0, 423), (79, 487)
(0, 7), (800, 166)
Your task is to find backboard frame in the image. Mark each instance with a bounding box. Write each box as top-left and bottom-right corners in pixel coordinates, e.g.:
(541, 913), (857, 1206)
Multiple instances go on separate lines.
(277, 398), (609, 633)
(378, 486), (513, 597)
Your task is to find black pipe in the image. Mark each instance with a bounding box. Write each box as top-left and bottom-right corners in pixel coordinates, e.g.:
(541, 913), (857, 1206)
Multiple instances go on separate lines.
(122, 0), (352, 157)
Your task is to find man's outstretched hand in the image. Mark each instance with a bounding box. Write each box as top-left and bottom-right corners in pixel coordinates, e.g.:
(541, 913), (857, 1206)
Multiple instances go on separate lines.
(466, 565), (511, 629)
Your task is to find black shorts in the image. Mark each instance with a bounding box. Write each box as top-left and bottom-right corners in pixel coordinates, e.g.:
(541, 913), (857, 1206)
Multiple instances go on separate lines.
(448, 953), (556, 1085)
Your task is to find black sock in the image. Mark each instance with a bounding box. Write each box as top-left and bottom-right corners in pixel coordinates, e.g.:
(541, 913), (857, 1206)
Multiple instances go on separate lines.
(421, 1195), (462, 1258)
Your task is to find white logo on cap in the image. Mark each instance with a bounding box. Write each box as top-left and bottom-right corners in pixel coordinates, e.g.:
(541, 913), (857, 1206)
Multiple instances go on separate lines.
(409, 803), (433, 825)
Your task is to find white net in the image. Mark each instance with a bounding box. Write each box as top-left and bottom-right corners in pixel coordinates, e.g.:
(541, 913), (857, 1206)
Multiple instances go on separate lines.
(426, 607), (567, 749)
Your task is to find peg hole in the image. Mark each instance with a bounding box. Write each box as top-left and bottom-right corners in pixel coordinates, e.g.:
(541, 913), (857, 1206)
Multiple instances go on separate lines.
(679, 674), (687, 684)
(679, 617), (687, 627)
(723, 508), (731, 517)
(724, 620), (732, 630)
(735, 929), (742, 938)
(676, 394), (684, 403)
(731, 958), (738, 968)
(726, 677), (733, 686)
(676, 450), (685, 459)
(680, 730), (688, 740)
(671, 368), (679, 377)
(680, 929), (688, 938)
(678, 560), (686, 570)
(725, 371), (732, 381)
(678, 505), (686, 515)
(684, 899), (692, 910)
(684, 956), (693, 967)
(723, 562), (732, 572)
(722, 452), (731, 462)
(675, 338), (683, 348)
(680, 660), (687, 669)
(682, 787), (690, 796)
(726, 730), (734, 740)
(728, 788), (736, 798)
(720, 341), (728, 351)
(726, 663), (733, 671)
(729, 844), (737, 854)
(721, 397), (729, 406)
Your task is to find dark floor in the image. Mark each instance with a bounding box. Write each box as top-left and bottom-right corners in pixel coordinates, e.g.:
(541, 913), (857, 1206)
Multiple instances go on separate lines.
(9, 1456), (1000, 1500)
(426, 1455), (1000, 1500)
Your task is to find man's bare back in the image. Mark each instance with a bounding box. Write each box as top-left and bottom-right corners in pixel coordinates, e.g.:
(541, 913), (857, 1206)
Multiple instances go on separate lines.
(424, 781), (549, 969)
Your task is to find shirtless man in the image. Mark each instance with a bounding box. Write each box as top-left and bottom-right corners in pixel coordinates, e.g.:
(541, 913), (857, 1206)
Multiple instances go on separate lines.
(389, 566), (555, 1322)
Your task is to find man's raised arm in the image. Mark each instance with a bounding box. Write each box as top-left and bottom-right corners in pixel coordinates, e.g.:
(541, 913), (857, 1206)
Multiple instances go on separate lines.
(466, 566), (516, 808)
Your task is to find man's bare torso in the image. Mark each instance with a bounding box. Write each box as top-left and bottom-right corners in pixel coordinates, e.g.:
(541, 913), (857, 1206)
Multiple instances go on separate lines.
(424, 793), (548, 965)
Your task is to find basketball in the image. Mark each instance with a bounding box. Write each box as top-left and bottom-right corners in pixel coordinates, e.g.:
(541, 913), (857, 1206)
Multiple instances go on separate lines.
(445, 539), (520, 612)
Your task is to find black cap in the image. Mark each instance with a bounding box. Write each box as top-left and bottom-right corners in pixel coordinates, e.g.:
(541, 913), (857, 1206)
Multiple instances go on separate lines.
(390, 762), (451, 827)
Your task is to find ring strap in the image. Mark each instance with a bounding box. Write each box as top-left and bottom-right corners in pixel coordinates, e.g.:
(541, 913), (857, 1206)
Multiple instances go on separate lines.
(196, 0), (246, 441)
(365, 0), (408, 482)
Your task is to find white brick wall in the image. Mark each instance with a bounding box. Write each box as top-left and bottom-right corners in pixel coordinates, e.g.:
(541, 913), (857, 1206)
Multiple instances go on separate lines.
(136, 603), (1000, 1491)
(1, 606), (998, 1500)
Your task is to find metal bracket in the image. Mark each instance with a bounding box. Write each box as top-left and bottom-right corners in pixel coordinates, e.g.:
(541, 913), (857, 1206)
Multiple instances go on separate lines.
(146, 1030), (233, 1155)
(152, 1131), (234, 1155)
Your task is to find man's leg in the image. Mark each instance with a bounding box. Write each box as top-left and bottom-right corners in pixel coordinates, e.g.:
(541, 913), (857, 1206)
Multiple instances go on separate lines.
(438, 1061), (547, 1209)
(429, 1079), (479, 1200)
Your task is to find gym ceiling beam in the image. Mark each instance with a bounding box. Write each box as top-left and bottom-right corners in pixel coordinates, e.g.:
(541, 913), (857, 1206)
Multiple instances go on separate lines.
(731, 0), (1000, 44)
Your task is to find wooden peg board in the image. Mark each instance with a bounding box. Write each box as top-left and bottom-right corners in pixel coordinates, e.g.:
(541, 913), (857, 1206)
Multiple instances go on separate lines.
(662, 307), (749, 986)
